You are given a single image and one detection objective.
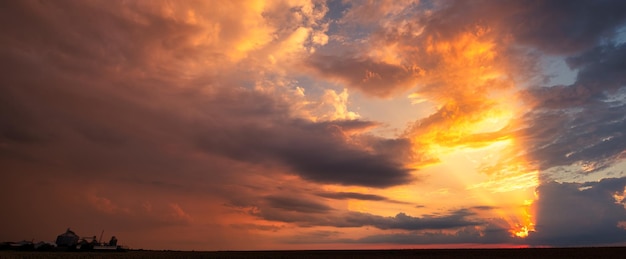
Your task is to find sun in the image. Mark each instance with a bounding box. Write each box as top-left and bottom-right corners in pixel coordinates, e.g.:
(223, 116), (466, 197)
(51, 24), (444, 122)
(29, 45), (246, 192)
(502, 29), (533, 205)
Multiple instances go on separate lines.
(510, 199), (536, 238)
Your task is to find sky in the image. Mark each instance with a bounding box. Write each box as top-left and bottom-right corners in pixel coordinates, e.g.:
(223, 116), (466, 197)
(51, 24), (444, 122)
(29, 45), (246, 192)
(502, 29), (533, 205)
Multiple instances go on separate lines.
(2, 0), (626, 251)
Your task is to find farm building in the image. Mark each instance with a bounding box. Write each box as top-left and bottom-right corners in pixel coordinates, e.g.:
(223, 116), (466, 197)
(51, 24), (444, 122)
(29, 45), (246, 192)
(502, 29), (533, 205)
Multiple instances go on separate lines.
(55, 228), (79, 247)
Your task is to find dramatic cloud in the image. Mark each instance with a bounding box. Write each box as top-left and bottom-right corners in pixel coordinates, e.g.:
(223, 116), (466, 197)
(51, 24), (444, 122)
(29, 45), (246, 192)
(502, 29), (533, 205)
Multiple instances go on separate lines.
(306, 54), (420, 97)
(195, 118), (414, 188)
(318, 192), (389, 201)
(508, 0), (626, 54)
(265, 195), (334, 214)
(528, 178), (626, 246)
(417, 0), (626, 54)
(516, 43), (626, 175)
(247, 200), (482, 231)
(349, 221), (513, 245)
(2, 0), (626, 251)
(335, 209), (482, 231)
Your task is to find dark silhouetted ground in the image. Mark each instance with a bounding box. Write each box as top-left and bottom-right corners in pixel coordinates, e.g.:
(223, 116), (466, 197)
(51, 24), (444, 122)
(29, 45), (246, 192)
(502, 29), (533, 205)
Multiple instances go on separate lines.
(3, 247), (626, 258)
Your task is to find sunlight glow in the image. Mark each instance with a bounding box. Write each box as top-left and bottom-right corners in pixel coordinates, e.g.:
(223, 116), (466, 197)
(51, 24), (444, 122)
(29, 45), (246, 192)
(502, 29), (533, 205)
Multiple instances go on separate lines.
(406, 27), (538, 238)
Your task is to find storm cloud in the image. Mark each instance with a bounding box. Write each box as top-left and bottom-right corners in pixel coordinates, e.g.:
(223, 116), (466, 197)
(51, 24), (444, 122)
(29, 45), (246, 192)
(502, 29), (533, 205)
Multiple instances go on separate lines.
(248, 198), (483, 231)
(3, 0), (626, 250)
(528, 178), (626, 246)
(518, 43), (626, 174)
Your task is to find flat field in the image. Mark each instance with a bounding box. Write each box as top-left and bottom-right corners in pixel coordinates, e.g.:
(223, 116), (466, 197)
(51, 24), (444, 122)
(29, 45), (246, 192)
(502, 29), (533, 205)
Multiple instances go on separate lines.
(2, 247), (626, 259)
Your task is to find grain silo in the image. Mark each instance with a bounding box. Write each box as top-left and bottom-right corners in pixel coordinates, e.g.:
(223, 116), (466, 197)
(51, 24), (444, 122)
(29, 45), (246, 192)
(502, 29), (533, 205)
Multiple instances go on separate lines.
(55, 228), (79, 247)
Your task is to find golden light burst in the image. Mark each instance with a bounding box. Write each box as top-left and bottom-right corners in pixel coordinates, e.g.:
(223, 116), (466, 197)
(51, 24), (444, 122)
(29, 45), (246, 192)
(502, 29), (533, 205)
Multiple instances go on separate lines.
(407, 26), (538, 238)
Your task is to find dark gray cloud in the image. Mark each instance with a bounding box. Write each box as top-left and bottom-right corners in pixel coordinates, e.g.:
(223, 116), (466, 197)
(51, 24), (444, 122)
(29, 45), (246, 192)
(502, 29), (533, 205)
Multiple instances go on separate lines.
(317, 192), (388, 201)
(247, 199), (482, 231)
(509, 0), (626, 54)
(568, 43), (626, 90)
(422, 0), (626, 54)
(518, 44), (626, 174)
(195, 118), (414, 188)
(265, 195), (334, 214)
(306, 54), (419, 97)
(519, 105), (626, 173)
(233, 190), (480, 231)
(282, 218), (513, 245)
(528, 43), (626, 109)
(352, 221), (512, 244)
(316, 191), (411, 204)
(337, 209), (482, 230)
(527, 178), (626, 246)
